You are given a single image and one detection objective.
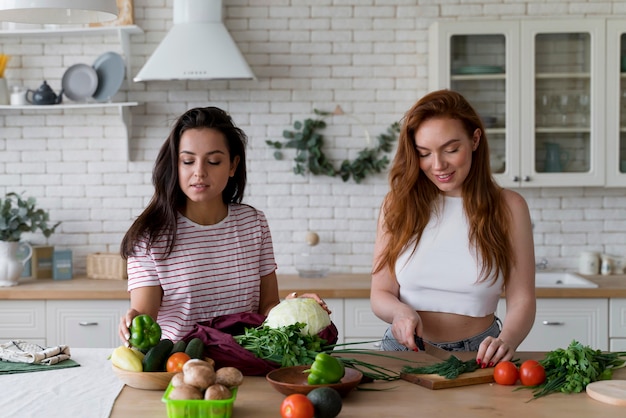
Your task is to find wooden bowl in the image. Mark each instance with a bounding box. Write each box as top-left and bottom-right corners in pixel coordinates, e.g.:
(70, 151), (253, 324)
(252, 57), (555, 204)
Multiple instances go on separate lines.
(266, 365), (363, 398)
(112, 364), (175, 390)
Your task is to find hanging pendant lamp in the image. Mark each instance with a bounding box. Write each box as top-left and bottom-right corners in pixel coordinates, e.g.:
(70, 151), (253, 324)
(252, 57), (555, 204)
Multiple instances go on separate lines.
(0, 0), (118, 25)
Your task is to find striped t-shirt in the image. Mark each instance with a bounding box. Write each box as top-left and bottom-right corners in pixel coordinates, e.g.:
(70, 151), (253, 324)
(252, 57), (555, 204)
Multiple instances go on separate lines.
(127, 203), (277, 341)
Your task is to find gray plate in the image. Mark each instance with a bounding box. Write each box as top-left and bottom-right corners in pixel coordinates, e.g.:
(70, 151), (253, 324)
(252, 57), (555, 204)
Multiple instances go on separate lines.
(92, 51), (125, 102)
(61, 63), (98, 102)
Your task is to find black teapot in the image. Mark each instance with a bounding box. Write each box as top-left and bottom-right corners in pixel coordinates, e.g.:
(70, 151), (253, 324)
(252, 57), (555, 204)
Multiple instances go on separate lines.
(26, 81), (63, 105)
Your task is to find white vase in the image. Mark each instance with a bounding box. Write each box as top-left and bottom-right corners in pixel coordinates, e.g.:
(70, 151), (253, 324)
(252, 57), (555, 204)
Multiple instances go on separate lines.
(0, 241), (33, 287)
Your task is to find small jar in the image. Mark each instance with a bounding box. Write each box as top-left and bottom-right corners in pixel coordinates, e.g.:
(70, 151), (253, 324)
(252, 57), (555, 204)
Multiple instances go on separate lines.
(600, 255), (614, 276)
(578, 251), (600, 275)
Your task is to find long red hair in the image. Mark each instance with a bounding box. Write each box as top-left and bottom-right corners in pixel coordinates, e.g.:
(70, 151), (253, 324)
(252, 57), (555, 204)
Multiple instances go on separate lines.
(373, 90), (512, 284)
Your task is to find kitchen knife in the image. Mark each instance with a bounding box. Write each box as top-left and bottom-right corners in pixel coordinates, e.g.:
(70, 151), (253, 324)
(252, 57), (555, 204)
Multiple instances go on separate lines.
(415, 336), (458, 361)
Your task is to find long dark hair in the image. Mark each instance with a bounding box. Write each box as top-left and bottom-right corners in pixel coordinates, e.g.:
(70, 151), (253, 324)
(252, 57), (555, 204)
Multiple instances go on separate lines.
(374, 90), (512, 285)
(121, 107), (248, 259)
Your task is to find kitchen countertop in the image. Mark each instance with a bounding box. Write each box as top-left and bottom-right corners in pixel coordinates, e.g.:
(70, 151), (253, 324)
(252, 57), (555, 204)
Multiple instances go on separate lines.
(1, 273), (625, 300)
(110, 351), (626, 417)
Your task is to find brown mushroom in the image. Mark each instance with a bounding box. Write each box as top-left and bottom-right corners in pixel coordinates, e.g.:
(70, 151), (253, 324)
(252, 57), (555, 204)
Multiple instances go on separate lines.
(168, 384), (203, 400)
(182, 358), (214, 375)
(183, 363), (216, 391)
(170, 372), (185, 388)
(215, 366), (244, 388)
(205, 383), (232, 400)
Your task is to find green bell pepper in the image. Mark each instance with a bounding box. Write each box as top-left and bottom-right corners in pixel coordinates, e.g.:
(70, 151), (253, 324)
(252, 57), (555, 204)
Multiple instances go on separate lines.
(306, 352), (345, 385)
(128, 314), (162, 351)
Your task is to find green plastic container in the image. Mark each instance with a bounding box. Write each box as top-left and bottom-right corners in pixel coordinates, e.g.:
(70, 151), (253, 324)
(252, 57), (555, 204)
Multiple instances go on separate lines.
(161, 383), (237, 418)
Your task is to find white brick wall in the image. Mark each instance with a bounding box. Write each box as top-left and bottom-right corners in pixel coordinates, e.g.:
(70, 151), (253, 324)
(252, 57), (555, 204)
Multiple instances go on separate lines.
(1, 1), (626, 276)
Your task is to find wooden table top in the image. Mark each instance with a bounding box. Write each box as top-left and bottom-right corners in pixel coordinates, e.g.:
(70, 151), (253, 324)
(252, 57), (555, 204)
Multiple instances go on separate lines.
(110, 351), (626, 418)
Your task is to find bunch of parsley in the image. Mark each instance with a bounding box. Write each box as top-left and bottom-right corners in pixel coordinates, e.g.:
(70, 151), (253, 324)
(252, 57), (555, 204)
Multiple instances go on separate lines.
(528, 340), (626, 399)
(233, 322), (326, 367)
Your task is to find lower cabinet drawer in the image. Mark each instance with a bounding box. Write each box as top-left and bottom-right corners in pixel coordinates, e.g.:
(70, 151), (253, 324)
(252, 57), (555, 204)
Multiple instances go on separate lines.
(512, 298), (608, 351)
(344, 299), (388, 343)
(46, 300), (130, 348)
(610, 338), (626, 351)
(0, 300), (46, 341)
(610, 298), (626, 338)
(344, 337), (383, 350)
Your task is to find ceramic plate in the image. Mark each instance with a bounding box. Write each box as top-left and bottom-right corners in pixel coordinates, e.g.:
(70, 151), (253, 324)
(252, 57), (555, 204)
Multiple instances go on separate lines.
(92, 51), (125, 102)
(61, 63), (99, 102)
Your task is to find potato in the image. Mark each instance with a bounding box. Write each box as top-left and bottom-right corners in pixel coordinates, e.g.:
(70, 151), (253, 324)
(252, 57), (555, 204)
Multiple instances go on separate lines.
(216, 367), (244, 388)
(205, 383), (232, 400)
(168, 384), (203, 400)
(183, 363), (216, 391)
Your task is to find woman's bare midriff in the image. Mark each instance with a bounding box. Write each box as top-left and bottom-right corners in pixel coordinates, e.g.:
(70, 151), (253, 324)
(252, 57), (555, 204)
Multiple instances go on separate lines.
(418, 311), (495, 343)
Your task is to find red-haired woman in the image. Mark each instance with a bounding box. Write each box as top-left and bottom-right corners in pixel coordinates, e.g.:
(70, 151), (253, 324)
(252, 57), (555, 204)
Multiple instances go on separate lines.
(371, 90), (536, 367)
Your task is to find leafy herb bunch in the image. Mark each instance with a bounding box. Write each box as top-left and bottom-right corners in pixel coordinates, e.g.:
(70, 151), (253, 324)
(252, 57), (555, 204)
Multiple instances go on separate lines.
(233, 322), (327, 367)
(528, 340), (626, 399)
(233, 322), (404, 381)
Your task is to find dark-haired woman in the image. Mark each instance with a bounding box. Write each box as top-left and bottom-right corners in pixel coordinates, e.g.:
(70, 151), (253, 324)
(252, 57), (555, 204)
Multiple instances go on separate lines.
(118, 107), (323, 344)
(371, 90), (536, 367)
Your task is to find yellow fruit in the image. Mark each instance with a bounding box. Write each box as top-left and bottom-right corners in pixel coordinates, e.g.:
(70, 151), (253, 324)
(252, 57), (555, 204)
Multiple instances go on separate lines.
(111, 345), (143, 372)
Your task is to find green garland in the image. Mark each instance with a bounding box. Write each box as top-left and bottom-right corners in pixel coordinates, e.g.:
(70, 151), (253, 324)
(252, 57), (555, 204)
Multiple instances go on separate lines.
(266, 109), (400, 183)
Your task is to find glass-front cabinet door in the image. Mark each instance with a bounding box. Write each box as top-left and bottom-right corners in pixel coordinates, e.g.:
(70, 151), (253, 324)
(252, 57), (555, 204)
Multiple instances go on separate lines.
(606, 20), (626, 187)
(520, 20), (605, 187)
(430, 19), (605, 188)
(429, 21), (521, 188)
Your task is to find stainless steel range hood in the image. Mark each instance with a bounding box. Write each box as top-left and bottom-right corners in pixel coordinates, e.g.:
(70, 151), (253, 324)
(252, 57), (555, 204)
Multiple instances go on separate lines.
(133, 0), (255, 82)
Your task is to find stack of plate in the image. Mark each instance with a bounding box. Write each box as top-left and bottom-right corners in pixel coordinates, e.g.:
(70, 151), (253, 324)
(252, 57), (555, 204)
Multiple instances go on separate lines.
(60, 52), (126, 103)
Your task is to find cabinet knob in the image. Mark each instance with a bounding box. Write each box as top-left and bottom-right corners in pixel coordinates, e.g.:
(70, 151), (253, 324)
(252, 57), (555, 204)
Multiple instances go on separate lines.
(542, 321), (565, 326)
(523, 176), (531, 182)
(513, 176), (520, 182)
(79, 322), (99, 326)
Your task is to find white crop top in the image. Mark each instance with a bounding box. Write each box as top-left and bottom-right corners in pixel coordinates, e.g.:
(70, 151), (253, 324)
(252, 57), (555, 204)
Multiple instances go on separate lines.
(395, 196), (503, 317)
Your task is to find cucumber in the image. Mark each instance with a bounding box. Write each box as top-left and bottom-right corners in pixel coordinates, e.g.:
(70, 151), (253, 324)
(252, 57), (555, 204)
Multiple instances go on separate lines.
(142, 339), (174, 372)
(169, 340), (187, 356)
(184, 337), (205, 360)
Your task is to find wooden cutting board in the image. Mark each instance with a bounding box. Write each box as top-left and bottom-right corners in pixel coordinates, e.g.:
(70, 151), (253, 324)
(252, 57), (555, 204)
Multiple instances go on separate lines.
(586, 380), (626, 406)
(400, 366), (494, 390)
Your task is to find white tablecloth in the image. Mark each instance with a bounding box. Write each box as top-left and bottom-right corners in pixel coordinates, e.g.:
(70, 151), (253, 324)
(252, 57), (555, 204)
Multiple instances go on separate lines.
(0, 347), (124, 418)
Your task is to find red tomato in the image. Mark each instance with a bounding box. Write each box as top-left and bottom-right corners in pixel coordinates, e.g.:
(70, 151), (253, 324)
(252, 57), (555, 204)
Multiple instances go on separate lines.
(166, 352), (191, 373)
(280, 394), (315, 418)
(519, 359), (546, 386)
(493, 361), (519, 385)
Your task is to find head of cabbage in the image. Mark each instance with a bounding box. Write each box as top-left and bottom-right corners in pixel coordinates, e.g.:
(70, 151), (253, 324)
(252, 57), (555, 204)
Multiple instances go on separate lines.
(264, 298), (331, 336)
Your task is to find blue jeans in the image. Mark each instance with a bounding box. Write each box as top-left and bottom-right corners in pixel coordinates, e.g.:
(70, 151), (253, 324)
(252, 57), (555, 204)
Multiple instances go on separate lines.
(380, 317), (502, 352)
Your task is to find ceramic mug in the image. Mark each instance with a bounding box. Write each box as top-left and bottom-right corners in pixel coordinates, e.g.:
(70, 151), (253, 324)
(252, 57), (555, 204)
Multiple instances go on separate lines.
(579, 251), (600, 275)
(10, 85), (26, 106)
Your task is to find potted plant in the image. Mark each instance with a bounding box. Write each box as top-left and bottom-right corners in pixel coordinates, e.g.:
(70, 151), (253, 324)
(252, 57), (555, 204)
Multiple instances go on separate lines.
(0, 192), (60, 287)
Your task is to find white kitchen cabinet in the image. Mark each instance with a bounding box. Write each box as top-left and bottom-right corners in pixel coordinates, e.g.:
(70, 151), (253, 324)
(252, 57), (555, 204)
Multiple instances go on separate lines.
(605, 21), (626, 186)
(430, 19), (605, 188)
(0, 300), (46, 345)
(0, 25), (143, 159)
(343, 299), (387, 349)
(46, 300), (129, 348)
(609, 298), (626, 351)
(498, 298), (609, 351)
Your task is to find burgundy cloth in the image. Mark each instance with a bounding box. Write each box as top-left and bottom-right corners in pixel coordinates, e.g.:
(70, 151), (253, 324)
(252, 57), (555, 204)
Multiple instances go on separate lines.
(182, 312), (339, 376)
